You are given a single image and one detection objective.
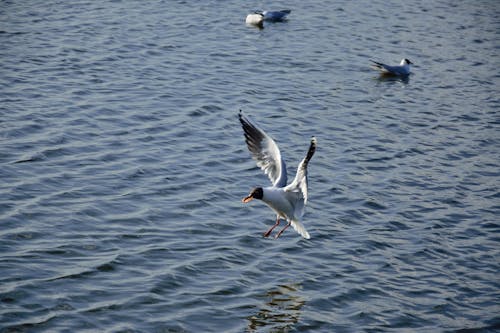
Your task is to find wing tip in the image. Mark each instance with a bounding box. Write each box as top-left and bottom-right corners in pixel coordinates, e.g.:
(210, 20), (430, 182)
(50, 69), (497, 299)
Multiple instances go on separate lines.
(305, 136), (316, 162)
(239, 110), (253, 133)
(239, 112), (263, 143)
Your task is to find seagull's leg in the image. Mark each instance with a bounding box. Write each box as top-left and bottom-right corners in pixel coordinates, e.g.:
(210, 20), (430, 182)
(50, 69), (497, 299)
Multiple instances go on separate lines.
(275, 220), (292, 239)
(263, 216), (280, 237)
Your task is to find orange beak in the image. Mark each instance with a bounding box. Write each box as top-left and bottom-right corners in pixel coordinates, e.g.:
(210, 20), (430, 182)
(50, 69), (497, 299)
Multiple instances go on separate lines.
(242, 195), (253, 203)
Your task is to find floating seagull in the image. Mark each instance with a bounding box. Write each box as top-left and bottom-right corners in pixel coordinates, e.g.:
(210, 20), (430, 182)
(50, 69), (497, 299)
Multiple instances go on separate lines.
(245, 12), (264, 26)
(371, 58), (413, 76)
(239, 111), (316, 239)
(245, 10), (291, 26)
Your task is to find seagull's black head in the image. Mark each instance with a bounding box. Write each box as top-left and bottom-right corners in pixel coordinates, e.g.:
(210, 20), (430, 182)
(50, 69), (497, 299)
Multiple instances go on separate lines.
(404, 58), (413, 65)
(242, 187), (263, 203)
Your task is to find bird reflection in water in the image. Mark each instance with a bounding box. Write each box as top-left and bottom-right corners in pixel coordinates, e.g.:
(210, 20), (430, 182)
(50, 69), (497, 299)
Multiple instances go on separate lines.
(375, 73), (410, 85)
(246, 284), (306, 332)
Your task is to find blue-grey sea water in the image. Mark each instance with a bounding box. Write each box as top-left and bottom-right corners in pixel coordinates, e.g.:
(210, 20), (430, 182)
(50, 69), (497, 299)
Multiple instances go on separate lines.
(1, 1), (499, 332)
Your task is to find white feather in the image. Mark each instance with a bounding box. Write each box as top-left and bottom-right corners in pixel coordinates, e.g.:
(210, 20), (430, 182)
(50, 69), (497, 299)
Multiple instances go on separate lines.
(291, 220), (310, 239)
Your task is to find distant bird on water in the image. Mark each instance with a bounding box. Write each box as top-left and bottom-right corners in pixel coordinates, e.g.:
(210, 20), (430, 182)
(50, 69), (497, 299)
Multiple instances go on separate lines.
(371, 58), (413, 76)
(239, 111), (316, 239)
(245, 10), (291, 26)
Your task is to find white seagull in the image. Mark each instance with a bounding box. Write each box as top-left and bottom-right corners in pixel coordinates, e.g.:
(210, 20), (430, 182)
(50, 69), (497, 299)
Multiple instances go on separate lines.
(371, 58), (413, 76)
(239, 111), (316, 239)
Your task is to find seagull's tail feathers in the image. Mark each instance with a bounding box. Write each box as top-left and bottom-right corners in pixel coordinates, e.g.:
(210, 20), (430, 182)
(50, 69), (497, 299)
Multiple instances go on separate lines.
(291, 220), (310, 239)
(370, 60), (385, 71)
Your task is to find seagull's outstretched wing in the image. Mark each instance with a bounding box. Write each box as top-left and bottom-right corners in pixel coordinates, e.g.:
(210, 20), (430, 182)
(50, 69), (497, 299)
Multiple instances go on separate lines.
(285, 137), (317, 217)
(239, 111), (287, 187)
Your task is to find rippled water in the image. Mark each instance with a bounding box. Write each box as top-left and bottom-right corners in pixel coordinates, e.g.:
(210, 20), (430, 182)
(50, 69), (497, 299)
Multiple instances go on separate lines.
(1, 1), (499, 332)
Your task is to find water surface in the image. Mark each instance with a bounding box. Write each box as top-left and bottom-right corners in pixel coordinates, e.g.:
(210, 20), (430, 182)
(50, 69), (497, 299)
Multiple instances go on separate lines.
(1, 1), (499, 332)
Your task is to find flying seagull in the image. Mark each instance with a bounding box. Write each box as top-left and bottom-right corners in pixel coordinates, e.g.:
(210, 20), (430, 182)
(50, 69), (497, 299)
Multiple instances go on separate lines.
(239, 111), (316, 239)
